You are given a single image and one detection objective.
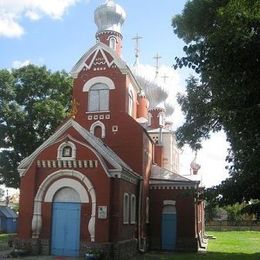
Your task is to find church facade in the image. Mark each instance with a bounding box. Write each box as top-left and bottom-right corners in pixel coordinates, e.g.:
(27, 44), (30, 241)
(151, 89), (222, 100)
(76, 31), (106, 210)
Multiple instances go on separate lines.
(16, 1), (206, 259)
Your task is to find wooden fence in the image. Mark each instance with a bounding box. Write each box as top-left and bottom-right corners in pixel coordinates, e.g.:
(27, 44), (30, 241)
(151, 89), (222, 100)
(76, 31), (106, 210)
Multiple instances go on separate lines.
(206, 220), (260, 231)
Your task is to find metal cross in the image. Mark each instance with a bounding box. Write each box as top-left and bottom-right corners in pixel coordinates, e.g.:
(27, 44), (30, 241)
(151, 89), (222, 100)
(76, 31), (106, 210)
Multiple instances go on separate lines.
(153, 53), (162, 76)
(162, 74), (169, 83)
(132, 33), (143, 59)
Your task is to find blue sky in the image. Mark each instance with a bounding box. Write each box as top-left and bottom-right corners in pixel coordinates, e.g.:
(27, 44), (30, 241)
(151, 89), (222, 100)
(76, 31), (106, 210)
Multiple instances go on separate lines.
(0, 0), (230, 188)
(0, 0), (187, 72)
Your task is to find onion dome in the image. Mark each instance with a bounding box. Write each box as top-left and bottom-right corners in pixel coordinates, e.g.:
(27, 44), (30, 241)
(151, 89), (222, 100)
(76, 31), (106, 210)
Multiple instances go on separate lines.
(190, 153), (201, 175)
(94, 0), (126, 34)
(132, 64), (168, 109)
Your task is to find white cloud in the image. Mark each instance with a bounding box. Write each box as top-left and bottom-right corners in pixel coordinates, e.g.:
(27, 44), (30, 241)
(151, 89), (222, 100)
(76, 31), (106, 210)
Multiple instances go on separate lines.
(0, 0), (81, 38)
(12, 59), (31, 68)
(0, 13), (24, 38)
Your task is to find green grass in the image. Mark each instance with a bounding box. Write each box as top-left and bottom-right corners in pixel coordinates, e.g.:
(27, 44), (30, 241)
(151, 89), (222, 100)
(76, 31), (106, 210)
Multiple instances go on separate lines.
(142, 231), (260, 260)
(207, 231), (260, 254)
(0, 233), (10, 243)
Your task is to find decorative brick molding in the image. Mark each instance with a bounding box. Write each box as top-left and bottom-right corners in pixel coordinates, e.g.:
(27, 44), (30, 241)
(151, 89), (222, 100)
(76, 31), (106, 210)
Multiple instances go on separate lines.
(36, 160), (98, 169)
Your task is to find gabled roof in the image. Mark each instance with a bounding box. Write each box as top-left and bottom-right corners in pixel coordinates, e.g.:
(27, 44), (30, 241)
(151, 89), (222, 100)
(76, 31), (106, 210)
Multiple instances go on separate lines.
(0, 206), (18, 218)
(150, 165), (199, 186)
(70, 42), (142, 93)
(18, 119), (137, 178)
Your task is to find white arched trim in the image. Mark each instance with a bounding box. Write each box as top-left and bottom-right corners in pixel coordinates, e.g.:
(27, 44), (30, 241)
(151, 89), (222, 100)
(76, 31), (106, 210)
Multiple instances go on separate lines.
(44, 178), (89, 203)
(123, 193), (130, 224)
(31, 170), (96, 242)
(148, 112), (152, 126)
(83, 76), (115, 92)
(57, 141), (76, 160)
(90, 121), (106, 138)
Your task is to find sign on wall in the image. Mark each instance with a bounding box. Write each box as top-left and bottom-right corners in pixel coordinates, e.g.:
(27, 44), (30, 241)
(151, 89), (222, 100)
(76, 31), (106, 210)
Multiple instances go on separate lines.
(98, 206), (107, 219)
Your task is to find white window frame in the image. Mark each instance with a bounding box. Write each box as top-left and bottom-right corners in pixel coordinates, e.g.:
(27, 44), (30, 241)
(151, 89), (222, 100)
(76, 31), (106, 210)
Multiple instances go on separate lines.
(128, 90), (134, 117)
(88, 83), (109, 112)
(123, 193), (130, 224)
(109, 36), (117, 50)
(57, 141), (76, 160)
(130, 194), (136, 224)
(83, 77), (115, 113)
(90, 121), (106, 138)
(148, 112), (152, 126)
(158, 112), (165, 126)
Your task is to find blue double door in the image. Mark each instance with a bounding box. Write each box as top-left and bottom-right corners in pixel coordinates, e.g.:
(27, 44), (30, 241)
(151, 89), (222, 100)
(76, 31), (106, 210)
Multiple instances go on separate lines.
(51, 202), (81, 256)
(161, 213), (177, 250)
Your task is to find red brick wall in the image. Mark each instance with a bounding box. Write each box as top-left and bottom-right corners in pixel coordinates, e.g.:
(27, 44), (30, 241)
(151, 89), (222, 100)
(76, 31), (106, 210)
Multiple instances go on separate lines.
(109, 178), (138, 242)
(149, 188), (196, 249)
(18, 138), (112, 243)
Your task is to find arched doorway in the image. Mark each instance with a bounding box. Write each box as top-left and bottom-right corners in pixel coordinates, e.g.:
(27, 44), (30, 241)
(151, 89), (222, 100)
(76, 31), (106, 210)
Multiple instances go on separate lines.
(51, 187), (81, 256)
(161, 204), (177, 250)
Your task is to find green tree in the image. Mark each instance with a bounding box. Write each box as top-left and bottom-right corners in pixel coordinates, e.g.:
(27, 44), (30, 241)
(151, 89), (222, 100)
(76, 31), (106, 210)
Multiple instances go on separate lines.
(172, 0), (260, 203)
(0, 65), (72, 188)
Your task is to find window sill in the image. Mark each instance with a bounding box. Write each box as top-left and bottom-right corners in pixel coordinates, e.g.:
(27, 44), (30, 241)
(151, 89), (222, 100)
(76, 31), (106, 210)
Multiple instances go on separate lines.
(86, 111), (110, 114)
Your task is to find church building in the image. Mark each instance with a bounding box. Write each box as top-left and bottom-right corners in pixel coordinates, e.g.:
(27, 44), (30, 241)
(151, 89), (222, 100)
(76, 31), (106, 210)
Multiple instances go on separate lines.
(16, 1), (206, 259)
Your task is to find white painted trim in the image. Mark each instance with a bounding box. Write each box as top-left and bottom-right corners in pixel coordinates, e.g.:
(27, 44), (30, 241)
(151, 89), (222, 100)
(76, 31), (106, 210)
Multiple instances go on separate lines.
(163, 200), (176, 206)
(44, 178), (89, 203)
(31, 170), (96, 242)
(130, 194), (136, 224)
(70, 43), (127, 78)
(83, 76), (115, 92)
(90, 121), (106, 138)
(18, 119), (135, 176)
(70, 42), (142, 93)
(57, 141), (76, 160)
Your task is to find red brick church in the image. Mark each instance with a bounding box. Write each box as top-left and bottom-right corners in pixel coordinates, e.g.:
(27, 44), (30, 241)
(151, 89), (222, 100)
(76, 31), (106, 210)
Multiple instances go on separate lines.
(17, 0), (206, 258)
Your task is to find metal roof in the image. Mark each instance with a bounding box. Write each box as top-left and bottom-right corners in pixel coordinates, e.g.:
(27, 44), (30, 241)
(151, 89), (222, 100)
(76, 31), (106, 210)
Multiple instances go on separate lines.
(0, 206), (18, 219)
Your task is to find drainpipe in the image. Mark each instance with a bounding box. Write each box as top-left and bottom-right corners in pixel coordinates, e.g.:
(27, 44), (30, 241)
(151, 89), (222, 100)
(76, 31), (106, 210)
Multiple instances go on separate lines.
(138, 179), (145, 253)
(195, 183), (205, 250)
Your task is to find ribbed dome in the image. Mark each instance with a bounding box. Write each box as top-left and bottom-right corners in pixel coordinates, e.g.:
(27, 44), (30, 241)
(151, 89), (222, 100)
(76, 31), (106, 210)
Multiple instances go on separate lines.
(94, 0), (126, 34)
(132, 63), (171, 111)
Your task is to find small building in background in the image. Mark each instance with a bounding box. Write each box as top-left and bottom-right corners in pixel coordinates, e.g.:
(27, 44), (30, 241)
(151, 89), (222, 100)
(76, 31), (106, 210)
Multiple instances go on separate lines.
(0, 206), (18, 233)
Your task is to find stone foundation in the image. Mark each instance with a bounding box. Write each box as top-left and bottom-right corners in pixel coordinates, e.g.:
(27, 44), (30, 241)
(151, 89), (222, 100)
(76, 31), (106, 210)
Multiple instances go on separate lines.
(176, 237), (198, 252)
(14, 238), (138, 259)
(112, 239), (138, 260)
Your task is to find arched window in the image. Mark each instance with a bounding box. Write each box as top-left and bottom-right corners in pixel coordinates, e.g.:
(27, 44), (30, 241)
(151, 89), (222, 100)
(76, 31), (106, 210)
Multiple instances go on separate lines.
(148, 112), (152, 126)
(130, 194), (136, 224)
(57, 141), (76, 160)
(158, 112), (165, 126)
(123, 193), (129, 224)
(128, 90), (134, 117)
(109, 37), (117, 50)
(90, 121), (106, 138)
(88, 83), (109, 112)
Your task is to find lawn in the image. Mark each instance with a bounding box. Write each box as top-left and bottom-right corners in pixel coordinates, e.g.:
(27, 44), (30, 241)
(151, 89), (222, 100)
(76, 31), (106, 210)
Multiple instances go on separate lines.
(142, 231), (260, 260)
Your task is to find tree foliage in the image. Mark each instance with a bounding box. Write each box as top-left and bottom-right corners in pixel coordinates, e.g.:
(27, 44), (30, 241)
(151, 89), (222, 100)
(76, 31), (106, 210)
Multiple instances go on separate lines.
(0, 65), (72, 188)
(172, 0), (260, 203)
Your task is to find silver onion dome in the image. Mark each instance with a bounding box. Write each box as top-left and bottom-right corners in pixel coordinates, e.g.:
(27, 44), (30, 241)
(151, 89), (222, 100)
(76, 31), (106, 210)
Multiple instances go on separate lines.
(94, 0), (126, 34)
